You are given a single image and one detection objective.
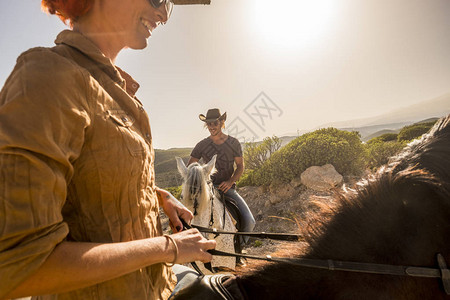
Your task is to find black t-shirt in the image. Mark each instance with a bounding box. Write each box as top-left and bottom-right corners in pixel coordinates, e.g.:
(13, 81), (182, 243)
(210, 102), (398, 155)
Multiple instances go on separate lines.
(190, 136), (243, 185)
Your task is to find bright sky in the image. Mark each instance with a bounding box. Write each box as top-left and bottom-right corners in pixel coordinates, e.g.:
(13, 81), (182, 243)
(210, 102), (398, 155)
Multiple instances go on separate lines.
(1, 0), (450, 149)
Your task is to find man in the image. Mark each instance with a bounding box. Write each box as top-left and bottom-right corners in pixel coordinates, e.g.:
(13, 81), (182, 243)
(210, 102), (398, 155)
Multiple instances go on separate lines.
(188, 108), (256, 250)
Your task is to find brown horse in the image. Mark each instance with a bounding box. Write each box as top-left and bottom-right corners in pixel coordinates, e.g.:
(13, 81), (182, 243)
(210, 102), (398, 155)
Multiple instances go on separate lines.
(173, 115), (450, 299)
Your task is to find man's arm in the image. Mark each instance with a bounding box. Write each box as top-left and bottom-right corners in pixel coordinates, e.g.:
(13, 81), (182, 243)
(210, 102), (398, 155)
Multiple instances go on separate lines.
(230, 156), (244, 183)
(187, 156), (199, 166)
(218, 157), (244, 193)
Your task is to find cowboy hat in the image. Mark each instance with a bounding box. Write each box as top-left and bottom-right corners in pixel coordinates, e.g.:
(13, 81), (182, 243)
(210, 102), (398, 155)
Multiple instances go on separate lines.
(199, 108), (227, 122)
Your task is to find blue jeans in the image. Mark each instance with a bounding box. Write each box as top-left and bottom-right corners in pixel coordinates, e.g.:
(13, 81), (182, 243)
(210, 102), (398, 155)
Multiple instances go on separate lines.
(217, 187), (256, 245)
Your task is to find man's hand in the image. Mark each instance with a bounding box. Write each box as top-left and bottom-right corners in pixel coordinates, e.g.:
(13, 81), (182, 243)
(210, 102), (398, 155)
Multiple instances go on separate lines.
(218, 179), (234, 193)
(156, 188), (193, 233)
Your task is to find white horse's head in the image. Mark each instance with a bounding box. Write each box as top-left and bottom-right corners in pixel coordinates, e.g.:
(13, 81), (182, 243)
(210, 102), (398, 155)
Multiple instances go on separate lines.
(176, 155), (217, 216)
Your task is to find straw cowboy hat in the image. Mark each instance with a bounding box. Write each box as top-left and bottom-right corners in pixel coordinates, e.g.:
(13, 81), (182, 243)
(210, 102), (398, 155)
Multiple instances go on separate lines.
(199, 108), (227, 122)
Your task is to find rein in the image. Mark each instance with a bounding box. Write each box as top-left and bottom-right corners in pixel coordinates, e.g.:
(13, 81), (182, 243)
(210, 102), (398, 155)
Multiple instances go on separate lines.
(181, 220), (450, 295)
(189, 223), (302, 241)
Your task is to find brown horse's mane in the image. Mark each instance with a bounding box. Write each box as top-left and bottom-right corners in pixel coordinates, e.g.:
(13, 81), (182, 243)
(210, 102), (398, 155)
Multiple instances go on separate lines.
(238, 115), (450, 299)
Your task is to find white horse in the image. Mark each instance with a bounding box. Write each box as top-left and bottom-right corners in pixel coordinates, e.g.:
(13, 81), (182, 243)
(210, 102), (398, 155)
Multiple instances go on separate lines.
(176, 155), (236, 273)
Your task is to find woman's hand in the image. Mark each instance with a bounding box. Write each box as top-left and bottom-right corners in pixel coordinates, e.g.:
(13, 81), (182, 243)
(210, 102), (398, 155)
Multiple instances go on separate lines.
(169, 229), (216, 264)
(156, 188), (193, 233)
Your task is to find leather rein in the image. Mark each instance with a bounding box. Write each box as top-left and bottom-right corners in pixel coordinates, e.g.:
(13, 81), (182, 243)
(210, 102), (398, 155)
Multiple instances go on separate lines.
(182, 220), (450, 295)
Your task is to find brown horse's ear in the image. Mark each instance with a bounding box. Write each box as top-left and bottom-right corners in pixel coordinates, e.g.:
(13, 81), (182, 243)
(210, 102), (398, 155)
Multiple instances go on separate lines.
(176, 157), (188, 178)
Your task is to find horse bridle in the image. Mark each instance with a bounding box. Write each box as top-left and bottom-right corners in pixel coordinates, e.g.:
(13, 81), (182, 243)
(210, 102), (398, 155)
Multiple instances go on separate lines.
(181, 180), (213, 220)
(181, 220), (450, 295)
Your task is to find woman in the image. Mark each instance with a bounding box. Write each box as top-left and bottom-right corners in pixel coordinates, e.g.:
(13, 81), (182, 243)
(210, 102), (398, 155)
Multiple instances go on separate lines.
(0, 0), (214, 299)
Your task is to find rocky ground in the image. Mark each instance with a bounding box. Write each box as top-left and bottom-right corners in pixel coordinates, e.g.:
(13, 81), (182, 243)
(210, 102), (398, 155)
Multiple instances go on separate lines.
(237, 170), (365, 257)
(161, 163), (368, 268)
(162, 175), (363, 259)
(237, 184), (336, 256)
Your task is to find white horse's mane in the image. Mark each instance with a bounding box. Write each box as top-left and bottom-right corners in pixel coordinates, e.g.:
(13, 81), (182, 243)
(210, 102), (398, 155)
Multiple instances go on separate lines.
(183, 163), (212, 214)
(176, 155), (237, 271)
(176, 156), (217, 217)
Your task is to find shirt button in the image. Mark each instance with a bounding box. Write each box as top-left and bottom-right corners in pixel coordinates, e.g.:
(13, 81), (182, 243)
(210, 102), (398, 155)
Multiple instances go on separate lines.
(146, 133), (151, 139)
(132, 83), (138, 89)
(121, 116), (128, 122)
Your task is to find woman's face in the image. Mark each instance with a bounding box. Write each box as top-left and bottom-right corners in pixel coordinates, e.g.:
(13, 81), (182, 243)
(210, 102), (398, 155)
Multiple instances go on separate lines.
(95, 0), (170, 50)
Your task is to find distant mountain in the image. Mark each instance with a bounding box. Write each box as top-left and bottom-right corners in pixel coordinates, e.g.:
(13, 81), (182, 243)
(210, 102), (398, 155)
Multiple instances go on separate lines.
(329, 117), (441, 142)
(363, 129), (400, 142)
(415, 117), (441, 124)
(320, 93), (450, 129)
(279, 135), (299, 147)
(316, 93), (449, 141)
(339, 122), (409, 140)
(366, 94), (450, 126)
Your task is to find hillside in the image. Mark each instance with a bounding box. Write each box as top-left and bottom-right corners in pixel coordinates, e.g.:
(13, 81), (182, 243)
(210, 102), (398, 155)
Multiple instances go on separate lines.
(154, 148), (191, 188)
(360, 117), (440, 142)
(363, 129), (399, 142)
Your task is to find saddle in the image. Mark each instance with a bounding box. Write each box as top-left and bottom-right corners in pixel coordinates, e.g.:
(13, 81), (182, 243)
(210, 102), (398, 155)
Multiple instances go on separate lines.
(171, 274), (246, 300)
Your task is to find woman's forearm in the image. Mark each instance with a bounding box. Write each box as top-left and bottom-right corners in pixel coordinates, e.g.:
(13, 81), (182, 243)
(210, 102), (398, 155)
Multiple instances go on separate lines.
(5, 228), (214, 299)
(5, 237), (173, 299)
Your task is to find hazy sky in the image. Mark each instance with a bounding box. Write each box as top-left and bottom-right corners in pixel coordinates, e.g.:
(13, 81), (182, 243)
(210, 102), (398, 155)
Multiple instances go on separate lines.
(1, 0), (450, 149)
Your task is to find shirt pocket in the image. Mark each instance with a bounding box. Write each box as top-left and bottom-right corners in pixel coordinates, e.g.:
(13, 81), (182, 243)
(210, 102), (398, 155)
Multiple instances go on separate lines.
(107, 109), (145, 156)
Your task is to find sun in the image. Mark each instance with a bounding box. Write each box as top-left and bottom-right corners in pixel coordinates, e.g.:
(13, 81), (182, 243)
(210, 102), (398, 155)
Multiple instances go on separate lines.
(250, 0), (336, 49)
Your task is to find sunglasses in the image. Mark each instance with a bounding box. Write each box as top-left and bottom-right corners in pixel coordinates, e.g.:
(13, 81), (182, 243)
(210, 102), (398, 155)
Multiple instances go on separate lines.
(149, 0), (174, 19)
(206, 120), (220, 127)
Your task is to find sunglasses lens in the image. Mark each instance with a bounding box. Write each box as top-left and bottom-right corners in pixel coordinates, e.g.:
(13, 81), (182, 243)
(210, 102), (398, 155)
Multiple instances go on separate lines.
(207, 121), (219, 127)
(150, 0), (173, 17)
(149, 0), (162, 8)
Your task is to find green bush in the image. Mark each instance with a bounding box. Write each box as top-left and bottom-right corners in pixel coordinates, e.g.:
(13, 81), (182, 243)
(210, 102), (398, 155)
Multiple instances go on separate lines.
(154, 148), (192, 188)
(237, 172), (254, 188)
(253, 240), (263, 247)
(243, 136), (281, 170)
(365, 140), (406, 169)
(369, 133), (398, 143)
(240, 128), (366, 186)
(397, 121), (436, 142)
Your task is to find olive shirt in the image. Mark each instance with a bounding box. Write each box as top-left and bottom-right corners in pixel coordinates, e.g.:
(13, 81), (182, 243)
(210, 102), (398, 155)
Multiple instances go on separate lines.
(0, 30), (176, 299)
(190, 136), (243, 185)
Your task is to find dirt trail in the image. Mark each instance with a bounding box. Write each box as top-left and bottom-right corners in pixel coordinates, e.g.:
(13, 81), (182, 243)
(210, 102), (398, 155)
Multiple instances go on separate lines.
(237, 185), (335, 256)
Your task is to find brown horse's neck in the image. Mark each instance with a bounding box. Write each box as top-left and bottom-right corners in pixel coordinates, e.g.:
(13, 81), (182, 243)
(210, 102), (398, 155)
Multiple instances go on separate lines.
(224, 267), (323, 300)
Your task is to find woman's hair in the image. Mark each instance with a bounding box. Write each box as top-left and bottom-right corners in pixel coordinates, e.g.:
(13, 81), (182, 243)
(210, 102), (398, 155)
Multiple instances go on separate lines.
(41, 0), (93, 25)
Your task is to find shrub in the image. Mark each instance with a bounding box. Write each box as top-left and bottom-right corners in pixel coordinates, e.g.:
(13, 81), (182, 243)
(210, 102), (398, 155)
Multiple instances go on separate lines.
(253, 240), (263, 247)
(241, 128), (366, 186)
(368, 133), (398, 143)
(365, 140), (406, 170)
(397, 121), (436, 142)
(237, 172), (254, 188)
(243, 136), (282, 170)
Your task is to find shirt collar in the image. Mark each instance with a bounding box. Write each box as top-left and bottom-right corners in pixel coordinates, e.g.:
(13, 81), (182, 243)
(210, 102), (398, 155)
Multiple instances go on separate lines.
(54, 30), (140, 97)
